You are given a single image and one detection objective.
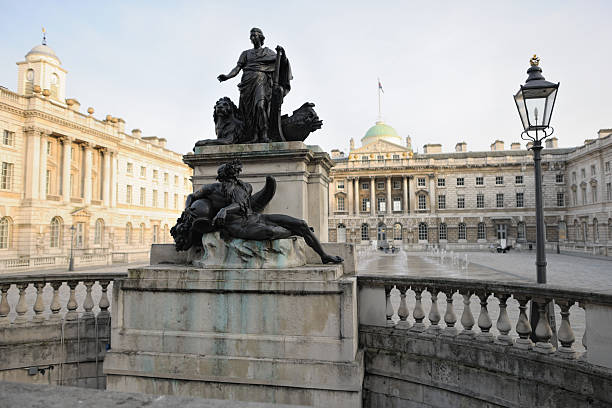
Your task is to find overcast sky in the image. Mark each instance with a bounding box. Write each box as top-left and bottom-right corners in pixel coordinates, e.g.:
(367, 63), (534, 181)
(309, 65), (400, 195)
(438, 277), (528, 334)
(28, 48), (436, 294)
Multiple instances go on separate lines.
(2, 1), (611, 155)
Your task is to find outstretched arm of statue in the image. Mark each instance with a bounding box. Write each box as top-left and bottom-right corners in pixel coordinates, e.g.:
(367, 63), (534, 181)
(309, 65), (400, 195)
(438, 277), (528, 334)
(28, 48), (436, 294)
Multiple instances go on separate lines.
(185, 184), (215, 208)
(218, 65), (241, 82)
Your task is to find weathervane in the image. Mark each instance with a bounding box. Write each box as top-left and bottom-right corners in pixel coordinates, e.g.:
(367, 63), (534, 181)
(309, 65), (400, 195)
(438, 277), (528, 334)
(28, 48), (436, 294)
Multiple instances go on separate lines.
(42, 27), (47, 45)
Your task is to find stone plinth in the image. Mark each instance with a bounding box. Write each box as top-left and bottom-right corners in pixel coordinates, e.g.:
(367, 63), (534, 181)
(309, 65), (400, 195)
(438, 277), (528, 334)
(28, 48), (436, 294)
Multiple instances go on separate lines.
(196, 232), (306, 269)
(104, 258), (363, 406)
(185, 142), (332, 242)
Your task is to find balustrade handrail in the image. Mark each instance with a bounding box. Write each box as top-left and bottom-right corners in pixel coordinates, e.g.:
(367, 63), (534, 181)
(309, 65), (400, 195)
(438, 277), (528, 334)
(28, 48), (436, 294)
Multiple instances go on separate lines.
(0, 271), (127, 285)
(357, 274), (612, 306)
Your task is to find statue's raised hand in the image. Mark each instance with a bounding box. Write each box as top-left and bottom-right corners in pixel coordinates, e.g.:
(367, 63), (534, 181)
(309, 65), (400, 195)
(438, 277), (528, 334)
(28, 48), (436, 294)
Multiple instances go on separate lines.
(275, 45), (285, 56)
(217, 74), (228, 82)
(212, 208), (227, 227)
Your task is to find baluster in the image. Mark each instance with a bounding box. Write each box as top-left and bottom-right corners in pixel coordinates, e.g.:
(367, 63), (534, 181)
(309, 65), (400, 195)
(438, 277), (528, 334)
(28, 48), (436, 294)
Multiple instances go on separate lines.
(442, 289), (457, 336)
(557, 300), (576, 358)
(0, 284), (11, 326)
(475, 291), (493, 342)
(32, 282), (46, 323)
(82, 281), (95, 319)
(514, 296), (532, 349)
(49, 282), (63, 321)
(384, 285), (394, 327)
(65, 281), (79, 321)
(13, 283), (30, 325)
(495, 293), (513, 345)
(426, 287), (441, 334)
(98, 280), (111, 319)
(579, 301), (587, 350)
(410, 286), (426, 332)
(458, 290), (475, 338)
(533, 298), (555, 354)
(397, 285), (411, 329)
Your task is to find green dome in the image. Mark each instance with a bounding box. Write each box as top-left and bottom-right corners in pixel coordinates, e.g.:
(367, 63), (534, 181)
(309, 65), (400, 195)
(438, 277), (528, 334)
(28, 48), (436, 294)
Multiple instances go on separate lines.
(361, 121), (401, 145)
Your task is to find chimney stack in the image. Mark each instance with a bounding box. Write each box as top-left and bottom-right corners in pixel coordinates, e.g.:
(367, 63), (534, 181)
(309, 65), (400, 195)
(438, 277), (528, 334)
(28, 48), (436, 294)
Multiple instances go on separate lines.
(131, 129), (142, 138)
(455, 142), (467, 152)
(511, 142), (521, 150)
(545, 137), (558, 149)
(490, 140), (504, 151)
(423, 144), (442, 154)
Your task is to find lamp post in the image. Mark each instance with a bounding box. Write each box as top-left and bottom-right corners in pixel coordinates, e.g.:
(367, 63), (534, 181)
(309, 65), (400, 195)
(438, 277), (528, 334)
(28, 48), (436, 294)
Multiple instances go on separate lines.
(68, 225), (76, 271)
(513, 55), (559, 343)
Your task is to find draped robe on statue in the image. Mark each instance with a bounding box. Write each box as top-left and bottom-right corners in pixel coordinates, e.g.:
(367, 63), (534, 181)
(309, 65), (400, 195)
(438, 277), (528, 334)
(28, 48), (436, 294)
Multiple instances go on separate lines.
(236, 47), (292, 141)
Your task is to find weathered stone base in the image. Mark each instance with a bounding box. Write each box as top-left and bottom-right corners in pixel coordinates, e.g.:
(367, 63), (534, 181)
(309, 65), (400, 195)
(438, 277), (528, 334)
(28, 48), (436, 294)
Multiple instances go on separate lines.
(104, 262), (362, 407)
(195, 232), (306, 269)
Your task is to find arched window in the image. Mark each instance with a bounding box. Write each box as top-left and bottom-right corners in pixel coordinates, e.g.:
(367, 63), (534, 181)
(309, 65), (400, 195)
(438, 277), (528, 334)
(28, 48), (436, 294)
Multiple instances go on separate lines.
(439, 223), (447, 240)
(139, 223), (145, 244)
(517, 222), (525, 240)
(593, 219), (599, 242)
(361, 224), (369, 241)
(393, 223), (402, 240)
(337, 224), (346, 243)
(94, 218), (104, 245)
(478, 222), (487, 240)
(125, 222), (132, 244)
(458, 223), (467, 240)
(377, 223), (386, 241)
(0, 217), (11, 249)
(418, 222), (428, 241)
(50, 217), (62, 248)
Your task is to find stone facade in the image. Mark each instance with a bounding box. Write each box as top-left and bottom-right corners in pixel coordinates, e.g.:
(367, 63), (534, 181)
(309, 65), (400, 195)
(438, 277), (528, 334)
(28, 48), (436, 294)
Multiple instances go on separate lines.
(328, 121), (612, 252)
(0, 40), (192, 269)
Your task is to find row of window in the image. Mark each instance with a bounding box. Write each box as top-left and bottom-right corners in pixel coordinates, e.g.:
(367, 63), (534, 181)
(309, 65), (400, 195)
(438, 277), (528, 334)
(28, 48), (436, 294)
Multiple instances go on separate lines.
(125, 163), (188, 187)
(571, 162), (612, 182)
(125, 185), (185, 208)
(360, 154), (402, 162)
(437, 192), (565, 209)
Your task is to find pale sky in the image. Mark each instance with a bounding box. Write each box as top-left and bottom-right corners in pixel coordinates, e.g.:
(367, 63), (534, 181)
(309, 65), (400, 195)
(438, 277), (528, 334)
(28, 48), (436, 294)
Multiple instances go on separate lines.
(2, 1), (611, 155)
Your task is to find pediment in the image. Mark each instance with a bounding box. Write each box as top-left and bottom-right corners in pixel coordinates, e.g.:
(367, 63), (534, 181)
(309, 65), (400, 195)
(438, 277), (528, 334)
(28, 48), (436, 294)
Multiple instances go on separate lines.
(71, 207), (91, 218)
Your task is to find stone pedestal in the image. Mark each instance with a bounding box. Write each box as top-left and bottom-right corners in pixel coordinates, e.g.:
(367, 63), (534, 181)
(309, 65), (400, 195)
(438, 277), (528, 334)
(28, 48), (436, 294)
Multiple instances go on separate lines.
(185, 142), (332, 242)
(104, 243), (363, 407)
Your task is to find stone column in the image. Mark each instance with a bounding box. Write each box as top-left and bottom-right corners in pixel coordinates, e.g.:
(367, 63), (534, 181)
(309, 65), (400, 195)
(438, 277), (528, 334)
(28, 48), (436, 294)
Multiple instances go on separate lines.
(347, 177), (353, 215)
(103, 149), (111, 207)
(83, 143), (93, 205)
(110, 150), (118, 208)
(24, 127), (41, 200)
(429, 174), (436, 214)
(403, 175), (409, 213)
(328, 177), (334, 215)
(409, 176), (416, 212)
(354, 177), (360, 214)
(386, 176), (392, 214)
(370, 178), (375, 216)
(61, 137), (72, 203)
(39, 132), (49, 199)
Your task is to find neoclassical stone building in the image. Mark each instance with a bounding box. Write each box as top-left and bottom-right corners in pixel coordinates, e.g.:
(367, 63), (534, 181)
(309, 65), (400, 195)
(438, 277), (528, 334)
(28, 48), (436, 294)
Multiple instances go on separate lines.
(328, 120), (612, 253)
(0, 39), (192, 269)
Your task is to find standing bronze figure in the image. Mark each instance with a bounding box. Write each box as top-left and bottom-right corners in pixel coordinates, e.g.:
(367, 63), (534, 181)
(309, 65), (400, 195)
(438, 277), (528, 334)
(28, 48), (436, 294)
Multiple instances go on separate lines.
(171, 160), (343, 264)
(217, 27), (292, 143)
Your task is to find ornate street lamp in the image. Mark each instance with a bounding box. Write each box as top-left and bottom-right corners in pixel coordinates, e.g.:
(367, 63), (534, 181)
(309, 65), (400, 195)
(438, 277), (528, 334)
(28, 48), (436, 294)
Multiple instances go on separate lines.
(514, 55), (559, 346)
(513, 55), (559, 284)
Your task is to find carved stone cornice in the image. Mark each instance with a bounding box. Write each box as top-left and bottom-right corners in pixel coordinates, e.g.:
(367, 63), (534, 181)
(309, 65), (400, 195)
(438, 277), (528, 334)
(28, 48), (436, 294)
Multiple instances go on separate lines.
(22, 125), (50, 135)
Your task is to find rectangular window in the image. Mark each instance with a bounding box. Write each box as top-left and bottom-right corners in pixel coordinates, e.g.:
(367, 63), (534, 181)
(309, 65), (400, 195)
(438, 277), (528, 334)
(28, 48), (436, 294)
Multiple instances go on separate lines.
(153, 225), (159, 243)
(377, 155), (384, 163)
(361, 198), (370, 212)
(456, 177), (464, 186)
(153, 190), (158, 207)
(581, 168), (585, 178)
(496, 176), (504, 185)
(126, 185), (132, 204)
(140, 166), (146, 177)
(164, 172), (169, 183)
(393, 180), (401, 189)
(418, 177), (426, 187)
(377, 197), (386, 212)
(457, 195), (465, 209)
(174, 193), (178, 209)
(477, 223), (486, 240)
(515, 175), (523, 184)
(607, 183), (612, 201)
(361, 182), (369, 190)
(46, 140), (52, 155)
(140, 187), (145, 206)
(337, 196), (345, 211)
(458, 224), (466, 240)
(153, 169), (159, 180)
(605, 161), (610, 174)
(439, 224), (447, 240)
(496, 193), (504, 208)
(377, 182), (384, 189)
(475, 176), (484, 186)
(75, 222), (84, 249)
(337, 180), (344, 189)
(477, 193), (484, 208)
(45, 170), (50, 195)
(392, 154), (400, 162)
(592, 186), (598, 203)
(437, 178), (445, 187)
(591, 165), (596, 176)
(517, 223), (526, 240)
(164, 192), (168, 208)
(174, 175), (179, 185)
(582, 187), (587, 205)
(2, 130), (14, 146)
(418, 195), (426, 210)
(127, 162), (133, 174)
(438, 195), (446, 209)
(393, 198), (401, 211)
(555, 174), (564, 183)
(557, 192), (565, 207)
(572, 172), (576, 183)
(361, 156), (369, 163)
(516, 192), (524, 207)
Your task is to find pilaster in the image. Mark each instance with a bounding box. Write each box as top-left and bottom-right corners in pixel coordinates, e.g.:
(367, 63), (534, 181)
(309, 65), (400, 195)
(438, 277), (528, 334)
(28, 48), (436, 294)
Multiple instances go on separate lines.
(61, 136), (73, 203)
(83, 143), (93, 205)
(386, 176), (392, 214)
(429, 173), (436, 214)
(370, 178), (375, 216)
(347, 177), (354, 215)
(38, 132), (50, 199)
(409, 176), (416, 212)
(403, 175), (409, 214)
(354, 177), (360, 215)
(102, 148), (111, 207)
(23, 126), (43, 201)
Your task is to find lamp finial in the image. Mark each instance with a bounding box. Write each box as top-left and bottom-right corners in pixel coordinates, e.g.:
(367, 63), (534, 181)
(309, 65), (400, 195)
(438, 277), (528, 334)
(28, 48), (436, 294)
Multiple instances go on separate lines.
(42, 27), (47, 45)
(530, 54), (540, 67)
